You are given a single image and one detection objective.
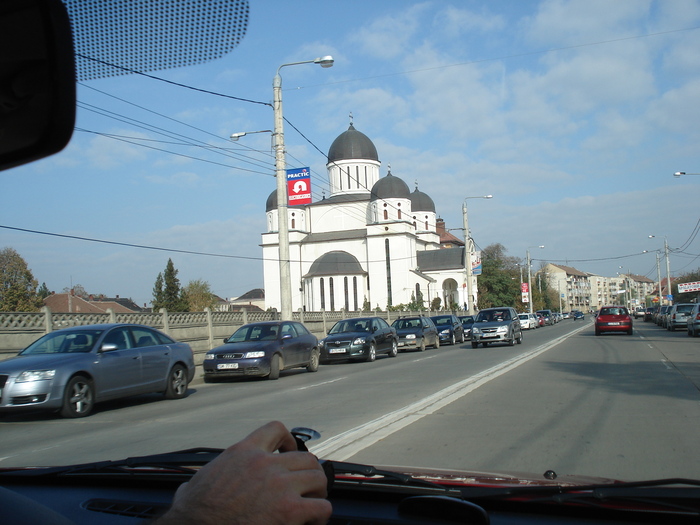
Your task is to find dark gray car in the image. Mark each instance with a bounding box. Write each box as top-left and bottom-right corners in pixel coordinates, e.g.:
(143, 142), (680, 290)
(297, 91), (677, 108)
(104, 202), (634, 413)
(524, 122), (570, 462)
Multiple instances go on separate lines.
(471, 307), (523, 347)
(0, 324), (195, 418)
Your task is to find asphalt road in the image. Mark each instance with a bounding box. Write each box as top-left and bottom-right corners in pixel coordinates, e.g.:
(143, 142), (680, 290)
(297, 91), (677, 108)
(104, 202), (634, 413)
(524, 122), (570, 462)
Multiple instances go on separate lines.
(1, 317), (699, 484)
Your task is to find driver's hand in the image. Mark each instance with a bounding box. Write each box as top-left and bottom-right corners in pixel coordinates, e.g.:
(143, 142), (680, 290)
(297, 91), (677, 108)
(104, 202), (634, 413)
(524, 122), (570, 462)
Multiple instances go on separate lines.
(153, 421), (332, 525)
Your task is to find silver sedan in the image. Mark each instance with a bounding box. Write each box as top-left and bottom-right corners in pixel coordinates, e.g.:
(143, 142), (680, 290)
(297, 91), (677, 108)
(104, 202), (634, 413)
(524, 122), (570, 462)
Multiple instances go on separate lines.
(0, 323), (195, 417)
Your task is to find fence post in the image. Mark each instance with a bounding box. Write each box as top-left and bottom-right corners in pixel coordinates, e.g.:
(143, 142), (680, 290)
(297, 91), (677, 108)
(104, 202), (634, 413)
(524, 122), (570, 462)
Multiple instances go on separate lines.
(298, 308), (304, 324)
(242, 308), (248, 325)
(205, 307), (213, 350)
(42, 306), (52, 334)
(107, 308), (116, 323)
(321, 309), (327, 334)
(160, 308), (170, 334)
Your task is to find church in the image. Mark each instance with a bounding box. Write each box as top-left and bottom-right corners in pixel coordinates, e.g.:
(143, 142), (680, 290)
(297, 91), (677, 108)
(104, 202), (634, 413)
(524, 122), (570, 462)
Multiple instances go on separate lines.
(261, 122), (476, 312)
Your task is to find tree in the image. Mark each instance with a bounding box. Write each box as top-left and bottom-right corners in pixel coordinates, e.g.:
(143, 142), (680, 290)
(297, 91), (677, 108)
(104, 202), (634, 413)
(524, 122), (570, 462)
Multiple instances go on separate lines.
(37, 282), (51, 301)
(477, 243), (521, 310)
(0, 247), (42, 312)
(62, 284), (88, 298)
(152, 259), (189, 312)
(183, 279), (217, 312)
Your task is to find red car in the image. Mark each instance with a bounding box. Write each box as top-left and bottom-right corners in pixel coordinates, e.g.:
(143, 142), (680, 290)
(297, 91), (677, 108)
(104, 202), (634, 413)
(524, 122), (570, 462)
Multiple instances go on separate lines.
(595, 306), (633, 335)
(535, 313), (546, 327)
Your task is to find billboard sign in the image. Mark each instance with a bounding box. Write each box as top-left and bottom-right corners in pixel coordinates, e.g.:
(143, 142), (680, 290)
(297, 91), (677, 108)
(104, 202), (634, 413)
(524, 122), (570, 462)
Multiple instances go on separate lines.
(471, 250), (482, 275)
(286, 167), (312, 206)
(678, 281), (700, 293)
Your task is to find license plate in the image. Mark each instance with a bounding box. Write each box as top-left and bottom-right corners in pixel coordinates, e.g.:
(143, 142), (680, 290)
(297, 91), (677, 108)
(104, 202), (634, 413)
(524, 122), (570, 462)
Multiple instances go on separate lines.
(329, 348), (346, 354)
(217, 363), (239, 370)
(608, 322), (620, 325)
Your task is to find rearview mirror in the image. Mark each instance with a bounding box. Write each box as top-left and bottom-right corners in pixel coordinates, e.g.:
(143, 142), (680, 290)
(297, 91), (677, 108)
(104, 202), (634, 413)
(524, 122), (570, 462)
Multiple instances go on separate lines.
(0, 0), (76, 171)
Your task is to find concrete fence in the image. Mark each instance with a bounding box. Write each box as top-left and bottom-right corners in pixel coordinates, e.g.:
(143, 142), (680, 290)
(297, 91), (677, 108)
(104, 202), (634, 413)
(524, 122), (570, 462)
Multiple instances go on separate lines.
(0, 307), (444, 364)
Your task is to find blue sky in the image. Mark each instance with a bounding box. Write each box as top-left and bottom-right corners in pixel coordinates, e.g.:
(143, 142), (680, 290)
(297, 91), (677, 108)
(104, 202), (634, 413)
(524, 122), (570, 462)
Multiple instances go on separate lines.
(2, 0), (699, 307)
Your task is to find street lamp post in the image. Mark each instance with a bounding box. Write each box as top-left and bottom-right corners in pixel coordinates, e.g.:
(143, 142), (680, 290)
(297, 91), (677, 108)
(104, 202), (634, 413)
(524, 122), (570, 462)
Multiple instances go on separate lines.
(526, 245), (544, 314)
(649, 235), (672, 306)
(462, 195), (492, 315)
(273, 56), (333, 320)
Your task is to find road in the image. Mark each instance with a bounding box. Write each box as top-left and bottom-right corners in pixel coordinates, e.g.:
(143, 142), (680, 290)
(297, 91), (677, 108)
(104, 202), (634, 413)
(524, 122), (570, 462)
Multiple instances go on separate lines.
(1, 317), (699, 484)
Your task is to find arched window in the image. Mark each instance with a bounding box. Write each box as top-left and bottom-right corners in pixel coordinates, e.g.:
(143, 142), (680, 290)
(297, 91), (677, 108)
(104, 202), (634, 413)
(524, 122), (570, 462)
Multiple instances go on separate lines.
(320, 278), (325, 310)
(383, 209), (388, 220)
(344, 276), (349, 311)
(353, 276), (358, 311)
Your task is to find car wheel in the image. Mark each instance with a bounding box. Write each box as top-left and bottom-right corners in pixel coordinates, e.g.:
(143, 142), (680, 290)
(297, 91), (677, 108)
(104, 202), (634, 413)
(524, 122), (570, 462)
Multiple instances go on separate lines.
(460, 331), (465, 343)
(517, 332), (523, 344)
(627, 329), (633, 335)
(366, 343), (376, 362)
(419, 338), (426, 352)
(268, 354), (281, 379)
(306, 348), (320, 372)
(388, 339), (398, 357)
(434, 337), (440, 349)
(450, 333), (456, 345)
(61, 375), (94, 418)
(165, 364), (188, 399)
(508, 334), (515, 346)
(482, 342), (488, 347)
(471, 342), (478, 349)
(595, 329), (601, 336)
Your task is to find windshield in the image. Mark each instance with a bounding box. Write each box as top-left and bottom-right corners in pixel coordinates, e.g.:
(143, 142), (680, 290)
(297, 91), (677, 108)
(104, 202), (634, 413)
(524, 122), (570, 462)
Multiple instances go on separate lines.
(392, 318), (422, 329)
(2, 0), (700, 493)
(228, 324), (279, 342)
(328, 319), (371, 334)
(19, 330), (103, 355)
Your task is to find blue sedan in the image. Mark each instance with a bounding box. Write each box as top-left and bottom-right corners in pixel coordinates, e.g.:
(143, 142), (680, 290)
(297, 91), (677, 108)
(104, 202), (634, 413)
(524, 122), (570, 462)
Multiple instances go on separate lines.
(0, 324), (195, 418)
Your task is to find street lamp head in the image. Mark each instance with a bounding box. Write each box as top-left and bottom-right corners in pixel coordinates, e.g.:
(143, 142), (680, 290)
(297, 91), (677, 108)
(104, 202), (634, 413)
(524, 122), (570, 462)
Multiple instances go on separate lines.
(229, 130), (272, 141)
(314, 55), (334, 68)
(674, 172), (684, 177)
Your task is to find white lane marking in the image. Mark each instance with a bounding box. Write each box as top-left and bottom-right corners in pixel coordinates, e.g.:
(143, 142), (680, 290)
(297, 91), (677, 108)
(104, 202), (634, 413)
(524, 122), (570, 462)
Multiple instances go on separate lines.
(661, 359), (673, 370)
(295, 377), (346, 391)
(311, 324), (589, 460)
(411, 354), (441, 363)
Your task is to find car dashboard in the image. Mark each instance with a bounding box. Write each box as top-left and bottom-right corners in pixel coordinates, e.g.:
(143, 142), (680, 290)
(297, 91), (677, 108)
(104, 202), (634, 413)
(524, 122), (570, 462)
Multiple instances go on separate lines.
(2, 473), (697, 525)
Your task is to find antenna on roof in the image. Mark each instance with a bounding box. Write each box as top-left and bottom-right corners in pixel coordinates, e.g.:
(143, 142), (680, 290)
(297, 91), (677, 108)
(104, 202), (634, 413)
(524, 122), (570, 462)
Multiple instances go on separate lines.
(349, 111), (353, 124)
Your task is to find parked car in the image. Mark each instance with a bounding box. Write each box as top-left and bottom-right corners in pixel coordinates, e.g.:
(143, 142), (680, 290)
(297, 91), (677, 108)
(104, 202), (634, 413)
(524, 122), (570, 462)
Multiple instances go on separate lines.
(518, 313), (538, 330)
(319, 317), (398, 363)
(572, 310), (585, 320)
(471, 307), (523, 347)
(391, 316), (439, 351)
(656, 305), (670, 326)
(536, 309), (555, 325)
(594, 306), (633, 335)
(535, 313), (546, 327)
(644, 306), (656, 322)
(633, 307), (645, 319)
(430, 314), (465, 345)
(666, 303), (695, 331)
(203, 321), (319, 381)
(458, 315), (476, 339)
(0, 323), (195, 418)
(688, 303), (700, 337)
